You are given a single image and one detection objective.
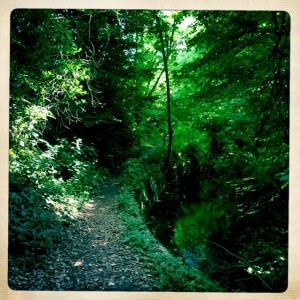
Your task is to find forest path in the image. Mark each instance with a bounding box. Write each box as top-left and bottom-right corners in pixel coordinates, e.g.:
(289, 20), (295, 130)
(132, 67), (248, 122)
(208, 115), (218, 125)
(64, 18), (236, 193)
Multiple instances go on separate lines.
(10, 176), (160, 291)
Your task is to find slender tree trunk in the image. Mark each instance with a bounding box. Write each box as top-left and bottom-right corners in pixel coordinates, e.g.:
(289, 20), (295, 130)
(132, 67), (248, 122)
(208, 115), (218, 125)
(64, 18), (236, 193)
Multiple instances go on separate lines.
(148, 68), (164, 97)
(155, 15), (173, 171)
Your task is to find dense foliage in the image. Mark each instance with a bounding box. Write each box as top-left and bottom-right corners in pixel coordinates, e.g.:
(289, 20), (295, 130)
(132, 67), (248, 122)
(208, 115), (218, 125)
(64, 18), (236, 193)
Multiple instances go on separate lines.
(9, 9), (289, 291)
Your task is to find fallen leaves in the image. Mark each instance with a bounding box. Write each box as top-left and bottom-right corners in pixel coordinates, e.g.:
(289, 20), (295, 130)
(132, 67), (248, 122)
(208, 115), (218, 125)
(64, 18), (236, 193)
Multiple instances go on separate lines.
(8, 177), (159, 291)
(74, 260), (83, 267)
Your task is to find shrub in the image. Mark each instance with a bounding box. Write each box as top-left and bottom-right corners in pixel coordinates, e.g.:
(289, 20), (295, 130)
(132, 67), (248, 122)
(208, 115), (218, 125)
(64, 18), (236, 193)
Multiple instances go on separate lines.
(9, 136), (106, 257)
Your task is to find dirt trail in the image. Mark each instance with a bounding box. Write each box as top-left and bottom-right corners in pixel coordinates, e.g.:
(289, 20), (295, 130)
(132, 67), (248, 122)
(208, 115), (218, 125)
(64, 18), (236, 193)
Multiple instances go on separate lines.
(9, 177), (160, 291)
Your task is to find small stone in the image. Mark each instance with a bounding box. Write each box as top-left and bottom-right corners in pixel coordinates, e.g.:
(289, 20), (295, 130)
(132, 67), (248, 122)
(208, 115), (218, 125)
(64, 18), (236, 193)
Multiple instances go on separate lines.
(108, 282), (115, 286)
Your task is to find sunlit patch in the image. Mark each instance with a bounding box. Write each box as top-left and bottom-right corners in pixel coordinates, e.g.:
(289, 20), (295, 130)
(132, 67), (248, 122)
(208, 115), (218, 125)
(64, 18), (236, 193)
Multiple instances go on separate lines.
(74, 260), (83, 267)
(84, 200), (96, 210)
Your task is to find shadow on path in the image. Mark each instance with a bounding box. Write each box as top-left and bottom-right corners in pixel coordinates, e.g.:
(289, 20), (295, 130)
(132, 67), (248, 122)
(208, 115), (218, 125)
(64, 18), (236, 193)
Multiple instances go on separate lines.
(8, 177), (160, 291)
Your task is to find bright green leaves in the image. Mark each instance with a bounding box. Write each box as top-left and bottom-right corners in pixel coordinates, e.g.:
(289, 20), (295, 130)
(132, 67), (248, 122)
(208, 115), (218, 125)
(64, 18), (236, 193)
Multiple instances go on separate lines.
(173, 125), (209, 156)
(40, 58), (90, 125)
(125, 10), (289, 292)
(174, 202), (230, 249)
(11, 9), (92, 133)
(10, 11), (109, 256)
(9, 9), (289, 291)
(172, 10), (289, 169)
(9, 135), (105, 255)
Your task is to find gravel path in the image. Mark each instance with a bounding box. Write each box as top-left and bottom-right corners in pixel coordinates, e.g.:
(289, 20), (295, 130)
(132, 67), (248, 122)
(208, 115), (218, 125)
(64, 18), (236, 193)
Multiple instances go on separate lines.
(8, 177), (161, 291)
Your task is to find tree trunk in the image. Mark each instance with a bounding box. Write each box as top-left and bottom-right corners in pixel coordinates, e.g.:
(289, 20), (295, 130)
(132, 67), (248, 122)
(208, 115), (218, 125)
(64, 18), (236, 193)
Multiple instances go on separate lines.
(155, 15), (173, 171)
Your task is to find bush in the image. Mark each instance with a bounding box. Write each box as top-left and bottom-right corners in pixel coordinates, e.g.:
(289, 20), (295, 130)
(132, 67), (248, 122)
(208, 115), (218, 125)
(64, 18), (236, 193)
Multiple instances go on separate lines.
(9, 188), (63, 255)
(9, 136), (106, 257)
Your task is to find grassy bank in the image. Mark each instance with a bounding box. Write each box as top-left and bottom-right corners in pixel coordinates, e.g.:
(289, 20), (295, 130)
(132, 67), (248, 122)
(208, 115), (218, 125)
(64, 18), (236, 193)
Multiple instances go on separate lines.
(117, 184), (223, 292)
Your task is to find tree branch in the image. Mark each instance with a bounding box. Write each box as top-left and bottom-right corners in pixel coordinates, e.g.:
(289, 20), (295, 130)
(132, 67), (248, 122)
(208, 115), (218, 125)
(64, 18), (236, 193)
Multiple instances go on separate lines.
(207, 240), (272, 291)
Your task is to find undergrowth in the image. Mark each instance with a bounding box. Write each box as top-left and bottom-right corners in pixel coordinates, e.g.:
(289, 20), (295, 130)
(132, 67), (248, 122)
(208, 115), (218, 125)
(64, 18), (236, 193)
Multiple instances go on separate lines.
(118, 185), (223, 292)
(9, 137), (107, 259)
